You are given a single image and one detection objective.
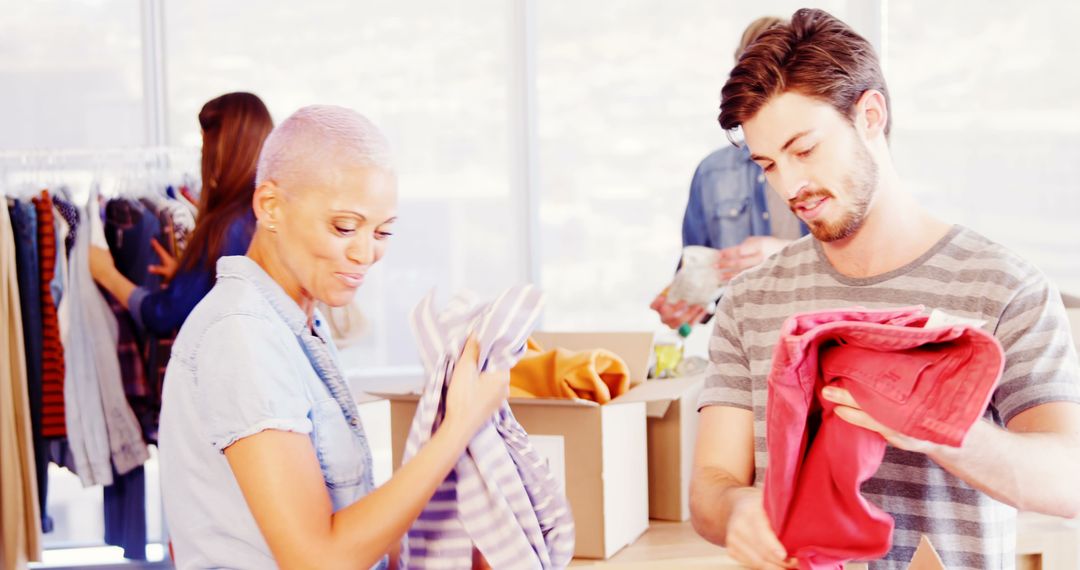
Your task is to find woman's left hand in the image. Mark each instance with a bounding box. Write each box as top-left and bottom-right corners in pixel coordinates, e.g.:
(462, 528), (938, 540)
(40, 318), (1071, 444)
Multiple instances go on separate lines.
(148, 238), (178, 282)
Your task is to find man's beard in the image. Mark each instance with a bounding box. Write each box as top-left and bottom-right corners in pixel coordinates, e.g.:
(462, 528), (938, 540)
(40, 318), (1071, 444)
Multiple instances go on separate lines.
(804, 141), (878, 242)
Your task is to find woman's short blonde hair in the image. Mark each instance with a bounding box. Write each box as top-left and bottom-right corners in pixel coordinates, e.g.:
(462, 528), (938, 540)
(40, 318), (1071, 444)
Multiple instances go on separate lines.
(736, 16), (786, 61)
(255, 105), (393, 188)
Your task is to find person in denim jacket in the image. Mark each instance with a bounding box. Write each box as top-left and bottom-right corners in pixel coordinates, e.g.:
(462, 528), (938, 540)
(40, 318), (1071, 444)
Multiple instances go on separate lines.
(91, 92), (272, 336)
(652, 16), (806, 329)
(158, 106), (511, 570)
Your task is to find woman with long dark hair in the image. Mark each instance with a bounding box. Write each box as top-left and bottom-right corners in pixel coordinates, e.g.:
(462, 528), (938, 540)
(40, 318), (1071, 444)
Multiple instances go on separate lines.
(91, 92), (274, 334)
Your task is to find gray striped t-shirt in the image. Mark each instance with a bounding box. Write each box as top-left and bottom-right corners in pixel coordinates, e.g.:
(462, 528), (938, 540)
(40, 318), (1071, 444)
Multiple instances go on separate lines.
(698, 225), (1080, 570)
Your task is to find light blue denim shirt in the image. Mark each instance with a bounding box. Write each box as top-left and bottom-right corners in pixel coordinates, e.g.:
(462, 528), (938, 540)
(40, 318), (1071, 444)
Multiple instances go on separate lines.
(159, 255), (384, 569)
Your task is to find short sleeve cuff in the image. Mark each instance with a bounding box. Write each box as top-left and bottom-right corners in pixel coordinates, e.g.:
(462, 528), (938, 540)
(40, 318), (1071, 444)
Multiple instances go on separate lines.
(697, 387), (753, 412)
(213, 417), (314, 453)
(997, 383), (1080, 425)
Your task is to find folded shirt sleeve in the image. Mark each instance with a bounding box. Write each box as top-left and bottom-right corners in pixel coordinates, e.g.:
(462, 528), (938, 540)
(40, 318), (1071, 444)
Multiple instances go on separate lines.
(192, 312), (314, 452)
(991, 277), (1080, 424)
(698, 291), (754, 411)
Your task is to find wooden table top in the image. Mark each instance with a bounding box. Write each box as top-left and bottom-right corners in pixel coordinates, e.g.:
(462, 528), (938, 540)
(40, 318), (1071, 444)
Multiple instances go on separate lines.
(570, 514), (1080, 569)
(570, 521), (744, 569)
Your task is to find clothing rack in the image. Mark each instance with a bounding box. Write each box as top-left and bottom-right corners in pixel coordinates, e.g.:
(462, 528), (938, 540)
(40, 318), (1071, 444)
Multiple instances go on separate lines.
(0, 147), (200, 203)
(0, 146), (197, 162)
(3, 151), (200, 562)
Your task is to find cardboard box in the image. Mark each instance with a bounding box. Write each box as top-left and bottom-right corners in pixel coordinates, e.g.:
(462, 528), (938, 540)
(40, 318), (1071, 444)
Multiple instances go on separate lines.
(612, 374), (704, 522)
(534, 333), (705, 523)
(386, 392), (650, 560)
(352, 391), (393, 485)
(382, 331), (705, 559)
(908, 535), (946, 570)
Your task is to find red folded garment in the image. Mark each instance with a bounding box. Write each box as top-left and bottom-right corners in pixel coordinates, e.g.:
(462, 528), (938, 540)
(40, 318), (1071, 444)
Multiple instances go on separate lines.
(763, 306), (1004, 569)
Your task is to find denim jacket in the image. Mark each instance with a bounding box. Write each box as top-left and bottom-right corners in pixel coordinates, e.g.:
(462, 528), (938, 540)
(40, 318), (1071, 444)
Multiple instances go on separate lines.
(127, 210), (255, 335)
(682, 145), (790, 249)
(159, 255), (384, 569)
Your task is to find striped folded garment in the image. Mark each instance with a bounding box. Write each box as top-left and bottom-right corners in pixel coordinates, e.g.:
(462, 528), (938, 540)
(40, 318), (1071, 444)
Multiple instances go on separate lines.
(402, 285), (575, 569)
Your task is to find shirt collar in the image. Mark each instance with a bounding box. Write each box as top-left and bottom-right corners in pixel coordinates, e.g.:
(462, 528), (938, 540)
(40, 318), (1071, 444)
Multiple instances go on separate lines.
(215, 255), (309, 336)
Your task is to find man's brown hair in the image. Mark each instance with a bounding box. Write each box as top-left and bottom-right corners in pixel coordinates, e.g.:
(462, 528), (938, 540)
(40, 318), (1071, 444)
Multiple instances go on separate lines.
(719, 8), (890, 139)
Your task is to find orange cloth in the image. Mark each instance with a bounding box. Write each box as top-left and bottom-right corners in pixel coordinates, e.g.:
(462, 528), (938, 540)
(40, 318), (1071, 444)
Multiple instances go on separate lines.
(509, 338), (630, 403)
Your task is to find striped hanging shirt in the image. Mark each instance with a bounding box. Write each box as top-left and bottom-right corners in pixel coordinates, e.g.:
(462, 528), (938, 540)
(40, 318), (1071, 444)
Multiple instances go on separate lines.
(33, 190), (66, 438)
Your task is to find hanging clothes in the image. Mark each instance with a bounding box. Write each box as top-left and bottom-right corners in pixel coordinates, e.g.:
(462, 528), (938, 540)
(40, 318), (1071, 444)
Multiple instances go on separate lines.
(50, 194), (78, 478)
(104, 292), (152, 438)
(403, 286), (575, 570)
(104, 197), (160, 288)
(3, 155), (200, 563)
(138, 196), (185, 442)
(153, 195), (194, 257)
(51, 193), (79, 258)
(33, 191), (66, 439)
(7, 198), (52, 533)
(96, 196), (190, 439)
(96, 192), (198, 559)
(103, 464), (146, 561)
(99, 230), (152, 562)
(1, 198), (43, 568)
(62, 191), (149, 487)
(90, 193), (198, 560)
(48, 198), (66, 308)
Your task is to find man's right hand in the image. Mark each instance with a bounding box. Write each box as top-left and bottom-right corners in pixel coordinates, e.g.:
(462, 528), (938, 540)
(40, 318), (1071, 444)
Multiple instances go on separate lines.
(650, 292), (708, 330)
(724, 487), (797, 569)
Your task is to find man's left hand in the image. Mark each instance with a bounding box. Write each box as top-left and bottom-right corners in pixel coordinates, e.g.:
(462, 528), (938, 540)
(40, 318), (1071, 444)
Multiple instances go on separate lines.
(650, 292), (709, 329)
(821, 386), (937, 454)
(715, 236), (791, 282)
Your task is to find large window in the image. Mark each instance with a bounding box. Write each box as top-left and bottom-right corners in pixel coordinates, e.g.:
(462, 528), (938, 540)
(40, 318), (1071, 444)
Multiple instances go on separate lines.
(0, 0), (145, 150)
(534, 0), (870, 336)
(165, 0), (523, 370)
(887, 0), (1080, 294)
(2, 3), (160, 565)
(534, 0), (1080, 341)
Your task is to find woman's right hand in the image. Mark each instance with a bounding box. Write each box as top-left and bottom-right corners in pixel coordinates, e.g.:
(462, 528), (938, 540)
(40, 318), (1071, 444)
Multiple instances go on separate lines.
(442, 335), (511, 440)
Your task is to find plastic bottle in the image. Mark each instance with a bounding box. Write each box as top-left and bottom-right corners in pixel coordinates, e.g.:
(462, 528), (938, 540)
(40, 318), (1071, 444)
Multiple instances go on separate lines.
(653, 323), (692, 379)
